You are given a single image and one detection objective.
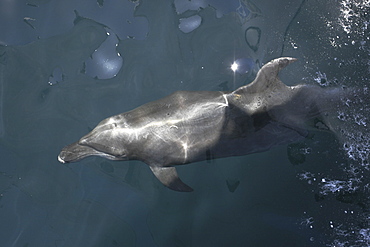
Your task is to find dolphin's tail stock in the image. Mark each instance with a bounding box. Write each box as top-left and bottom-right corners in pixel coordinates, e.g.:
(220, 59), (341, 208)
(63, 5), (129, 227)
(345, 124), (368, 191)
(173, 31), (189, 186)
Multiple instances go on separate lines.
(312, 85), (370, 166)
(311, 85), (368, 139)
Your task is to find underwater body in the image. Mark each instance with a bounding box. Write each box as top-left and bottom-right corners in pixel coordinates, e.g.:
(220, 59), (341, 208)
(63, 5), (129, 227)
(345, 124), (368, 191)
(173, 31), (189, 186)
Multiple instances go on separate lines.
(59, 57), (361, 192)
(0, 0), (370, 246)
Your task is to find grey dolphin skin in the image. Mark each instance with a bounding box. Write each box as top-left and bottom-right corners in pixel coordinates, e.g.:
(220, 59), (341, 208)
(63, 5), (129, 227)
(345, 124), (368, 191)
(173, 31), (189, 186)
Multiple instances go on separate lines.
(58, 57), (351, 192)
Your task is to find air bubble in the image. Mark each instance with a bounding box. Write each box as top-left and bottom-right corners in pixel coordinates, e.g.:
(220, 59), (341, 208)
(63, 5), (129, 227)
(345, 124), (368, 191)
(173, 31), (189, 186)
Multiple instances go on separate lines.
(313, 71), (329, 86)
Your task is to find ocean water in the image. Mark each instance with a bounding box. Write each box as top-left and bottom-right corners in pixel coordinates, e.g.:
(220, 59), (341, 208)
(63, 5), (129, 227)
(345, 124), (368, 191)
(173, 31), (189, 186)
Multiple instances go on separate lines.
(0, 0), (369, 246)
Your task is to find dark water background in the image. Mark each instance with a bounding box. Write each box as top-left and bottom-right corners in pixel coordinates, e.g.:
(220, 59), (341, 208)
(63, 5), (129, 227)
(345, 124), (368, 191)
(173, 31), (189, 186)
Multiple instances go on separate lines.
(0, 0), (369, 246)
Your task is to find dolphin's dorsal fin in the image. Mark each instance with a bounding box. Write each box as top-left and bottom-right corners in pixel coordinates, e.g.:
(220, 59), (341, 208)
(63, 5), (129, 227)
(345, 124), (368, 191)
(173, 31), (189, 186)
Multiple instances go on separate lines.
(234, 57), (297, 94)
(150, 166), (193, 192)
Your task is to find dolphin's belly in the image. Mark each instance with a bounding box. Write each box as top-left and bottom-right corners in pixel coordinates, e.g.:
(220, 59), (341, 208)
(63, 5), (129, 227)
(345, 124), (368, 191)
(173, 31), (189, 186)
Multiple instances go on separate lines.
(135, 122), (305, 166)
(210, 122), (307, 159)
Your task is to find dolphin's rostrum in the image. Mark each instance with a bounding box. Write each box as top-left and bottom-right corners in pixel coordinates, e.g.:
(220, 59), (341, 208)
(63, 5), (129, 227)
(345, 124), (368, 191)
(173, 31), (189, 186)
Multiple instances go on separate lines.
(58, 57), (351, 192)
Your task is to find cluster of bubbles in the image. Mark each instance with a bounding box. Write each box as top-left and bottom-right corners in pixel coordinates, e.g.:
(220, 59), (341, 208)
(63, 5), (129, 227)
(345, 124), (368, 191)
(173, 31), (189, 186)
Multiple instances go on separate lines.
(303, 94), (370, 245)
(297, 96), (370, 246)
(313, 71), (330, 87)
(298, 168), (370, 246)
(295, 1), (370, 245)
(339, 0), (370, 36)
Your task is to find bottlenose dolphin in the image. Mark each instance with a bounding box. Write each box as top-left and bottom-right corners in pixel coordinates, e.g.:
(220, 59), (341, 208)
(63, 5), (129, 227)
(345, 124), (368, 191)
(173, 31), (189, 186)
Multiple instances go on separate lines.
(58, 57), (350, 192)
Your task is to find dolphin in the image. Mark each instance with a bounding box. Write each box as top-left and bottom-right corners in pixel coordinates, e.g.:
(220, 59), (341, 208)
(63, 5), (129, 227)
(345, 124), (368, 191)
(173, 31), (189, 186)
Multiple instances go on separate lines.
(58, 57), (351, 192)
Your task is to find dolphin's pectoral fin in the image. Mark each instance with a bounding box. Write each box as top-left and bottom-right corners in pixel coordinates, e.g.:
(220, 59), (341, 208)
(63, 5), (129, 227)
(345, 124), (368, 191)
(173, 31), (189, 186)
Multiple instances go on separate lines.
(149, 166), (193, 192)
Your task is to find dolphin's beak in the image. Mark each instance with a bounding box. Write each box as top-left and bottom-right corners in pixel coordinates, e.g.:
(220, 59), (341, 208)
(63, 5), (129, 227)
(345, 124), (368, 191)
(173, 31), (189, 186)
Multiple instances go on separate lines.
(58, 141), (102, 163)
(57, 155), (65, 163)
(58, 140), (127, 163)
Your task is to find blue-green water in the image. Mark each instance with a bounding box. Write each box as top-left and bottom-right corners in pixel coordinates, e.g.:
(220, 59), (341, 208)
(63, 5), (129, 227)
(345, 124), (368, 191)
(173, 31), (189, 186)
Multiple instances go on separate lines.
(0, 0), (369, 246)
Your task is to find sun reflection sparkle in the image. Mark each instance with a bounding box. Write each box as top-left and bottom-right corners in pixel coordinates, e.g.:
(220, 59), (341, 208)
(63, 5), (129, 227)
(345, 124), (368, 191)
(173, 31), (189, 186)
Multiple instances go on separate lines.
(231, 61), (238, 72)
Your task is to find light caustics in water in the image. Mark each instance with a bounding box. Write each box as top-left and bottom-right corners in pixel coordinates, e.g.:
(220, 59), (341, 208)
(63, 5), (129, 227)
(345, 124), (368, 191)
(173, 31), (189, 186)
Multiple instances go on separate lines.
(178, 15), (202, 33)
(84, 31), (123, 79)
